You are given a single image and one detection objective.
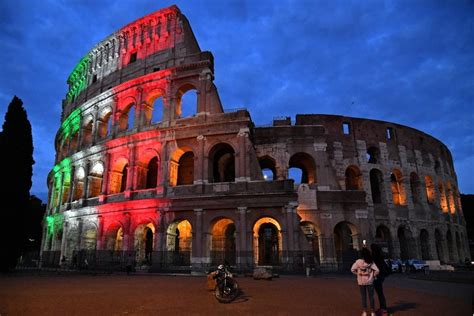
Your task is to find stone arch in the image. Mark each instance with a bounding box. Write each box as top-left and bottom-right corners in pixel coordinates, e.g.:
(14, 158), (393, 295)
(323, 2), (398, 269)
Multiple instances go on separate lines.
(397, 225), (413, 260)
(259, 155), (277, 181)
(288, 152), (317, 184)
(209, 142), (235, 183)
(81, 115), (94, 146)
(169, 147), (194, 186)
(144, 88), (166, 125)
(73, 166), (86, 201)
(419, 229), (431, 260)
(410, 172), (422, 204)
(390, 169), (406, 205)
(118, 99), (136, 132)
(438, 181), (448, 212)
(455, 231), (462, 263)
(105, 223), (123, 251)
(299, 221), (321, 267)
(434, 229), (445, 263)
(136, 149), (160, 189)
(345, 165), (363, 190)
(175, 82), (198, 118)
(81, 222), (98, 250)
(210, 217), (236, 266)
(446, 229), (455, 262)
(166, 219), (192, 266)
(334, 221), (360, 271)
(88, 161), (104, 197)
(425, 175), (435, 204)
(446, 181), (455, 214)
(134, 222), (155, 264)
(97, 106), (113, 139)
(109, 157), (129, 194)
(367, 146), (380, 164)
(253, 217), (282, 266)
(375, 224), (393, 258)
(369, 168), (385, 204)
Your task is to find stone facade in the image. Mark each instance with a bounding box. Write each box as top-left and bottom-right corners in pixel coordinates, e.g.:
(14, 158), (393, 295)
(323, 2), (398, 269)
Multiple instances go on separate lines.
(41, 5), (469, 272)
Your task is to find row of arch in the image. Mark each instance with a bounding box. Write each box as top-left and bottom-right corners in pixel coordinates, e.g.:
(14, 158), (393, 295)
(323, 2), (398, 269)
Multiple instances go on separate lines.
(58, 84), (198, 162)
(45, 216), (468, 268)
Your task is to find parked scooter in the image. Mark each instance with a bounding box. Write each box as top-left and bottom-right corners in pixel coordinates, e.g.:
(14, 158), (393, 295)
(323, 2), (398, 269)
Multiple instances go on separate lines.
(212, 264), (239, 303)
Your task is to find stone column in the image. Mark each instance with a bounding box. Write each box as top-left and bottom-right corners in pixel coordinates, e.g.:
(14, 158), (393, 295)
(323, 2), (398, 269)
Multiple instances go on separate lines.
(68, 166), (76, 205)
(76, 219), (83, 251)
(60, 220), (68, 259)
(96, 215), (104, 250)
(236, 128), (250, 182)
(82, 161), (91, 199)
(92, 106), (100, 144)
(319, 234), (337, 271)
(237, 207), (248, 270)
(192, 208), (204, 272)
(195, 135), (206, 184)
(122, 212), (132, 252)
(100, 154), (110, 197)
(134, 87), (143, 130)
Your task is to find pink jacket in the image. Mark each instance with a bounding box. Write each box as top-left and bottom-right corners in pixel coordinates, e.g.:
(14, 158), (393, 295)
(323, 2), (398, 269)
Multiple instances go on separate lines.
(351, 259), (379, 285)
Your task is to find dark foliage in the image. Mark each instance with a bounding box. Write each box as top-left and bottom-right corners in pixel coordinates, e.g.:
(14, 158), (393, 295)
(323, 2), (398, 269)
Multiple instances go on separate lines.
(0, 96), (35, 272)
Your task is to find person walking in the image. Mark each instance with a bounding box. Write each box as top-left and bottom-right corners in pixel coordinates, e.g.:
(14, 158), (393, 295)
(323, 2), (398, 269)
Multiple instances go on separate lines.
(371, 244), (390, 316)
(351, 247), (379, 316)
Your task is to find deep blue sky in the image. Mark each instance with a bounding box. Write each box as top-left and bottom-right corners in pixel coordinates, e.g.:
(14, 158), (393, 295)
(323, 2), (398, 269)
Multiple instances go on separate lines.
(0, 0), (473, 202)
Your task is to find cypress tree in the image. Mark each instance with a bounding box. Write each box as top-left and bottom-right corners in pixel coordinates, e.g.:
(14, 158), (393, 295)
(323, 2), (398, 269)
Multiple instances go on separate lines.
(0, 96), (35, 272)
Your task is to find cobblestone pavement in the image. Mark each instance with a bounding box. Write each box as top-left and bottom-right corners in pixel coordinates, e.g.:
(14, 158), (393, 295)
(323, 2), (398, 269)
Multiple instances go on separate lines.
(0, 273), (472, 315)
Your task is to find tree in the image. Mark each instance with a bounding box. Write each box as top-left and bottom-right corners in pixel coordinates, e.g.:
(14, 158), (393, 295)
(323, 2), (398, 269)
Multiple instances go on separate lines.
(0, 96), (35, 272)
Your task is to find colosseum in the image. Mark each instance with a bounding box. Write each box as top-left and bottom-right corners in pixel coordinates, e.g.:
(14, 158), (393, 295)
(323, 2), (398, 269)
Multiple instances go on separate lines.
(41, 5), (469, 273)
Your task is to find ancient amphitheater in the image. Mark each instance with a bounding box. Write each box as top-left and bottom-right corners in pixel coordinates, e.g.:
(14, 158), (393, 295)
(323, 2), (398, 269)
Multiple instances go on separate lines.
(41, 5), (469, 272)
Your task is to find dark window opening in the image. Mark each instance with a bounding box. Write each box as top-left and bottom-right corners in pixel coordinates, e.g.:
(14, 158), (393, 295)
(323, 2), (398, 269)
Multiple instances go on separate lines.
(153, 67), (160, 72)
(129, 52), (137, 64)
(92, 74), (97, 83)
(367, 147), (380, 164)
(177, 152), (194, 185)
(146, 157), (159, 189)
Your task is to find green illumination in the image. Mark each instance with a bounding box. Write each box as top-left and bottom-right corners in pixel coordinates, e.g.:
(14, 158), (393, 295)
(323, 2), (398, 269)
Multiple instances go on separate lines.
(60, 108), (81, 140)
(46, 214), (64, 236)
(67, 55), (90, 101)
(53, 157), (72, 174)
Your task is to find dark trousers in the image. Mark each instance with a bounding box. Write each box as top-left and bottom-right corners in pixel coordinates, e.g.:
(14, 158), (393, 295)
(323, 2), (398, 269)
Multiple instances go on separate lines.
(359, 285), (375, 310)
(373, 277), (387, 310)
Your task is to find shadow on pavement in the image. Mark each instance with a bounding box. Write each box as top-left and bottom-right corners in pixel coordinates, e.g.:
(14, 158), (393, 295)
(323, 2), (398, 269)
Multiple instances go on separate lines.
(389, 301), (418, 313)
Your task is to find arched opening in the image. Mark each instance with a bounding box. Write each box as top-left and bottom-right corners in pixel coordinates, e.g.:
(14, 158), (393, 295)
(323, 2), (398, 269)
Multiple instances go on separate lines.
(146, 157), (159, 189)
(211, 218), (236, 266)
(334, 221), (359, 271)
(434, 229), (445, 263)
(134, 223), (155, 264)
(82, 226), (97, 250)
(177, 152), (194, 185)
(169, 148), (194, 186)
(367, 146), (380, 164)
(455, 232), (462, 263)
(151, 98), (164, 123)
(253, 217), (282, 266)
(438, 182), (448, 212)
(73, 167), (85, 201)
(434, 160), (441, 175)
(288, 152), (316, 184)
(70, 131), (79, 153)
(166, 220), (192, 266)
(390, 169), (405, 205)
(88, 162), (104, 198)
(118, 104), (136, 132)
(109, 158), (129, 194)
(259, 156), (276, 181)
(210, 143), (235, 183)
(98, 111), (112, 139)
(446, 230), (454, 262)
(176, 84), (198, 118)
(61, 172), (71, 205)
(345, 165), (362, 190)
(397, 226), (412, 260)
(143, 90), (165, 125)
(369, 169), (385, 204)
(105, 225), (123, 252)
(420, 229), (430, 260)
(425, 176), (435, 204)
(375, 225), (393, 258)
(410, 172), (421, 204)
(299, 221), (320, 269)
(446, 182), (455, 214)
(81, 117), (93, 147)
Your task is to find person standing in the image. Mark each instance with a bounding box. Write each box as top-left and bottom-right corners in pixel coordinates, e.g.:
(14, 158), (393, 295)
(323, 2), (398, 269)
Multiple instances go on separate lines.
(351, 247), (379, 316)
(371, 244), (390, 316)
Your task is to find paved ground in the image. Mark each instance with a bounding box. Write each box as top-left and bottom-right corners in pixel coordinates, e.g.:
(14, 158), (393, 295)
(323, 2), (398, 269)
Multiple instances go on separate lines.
(0, 273), (472, 315)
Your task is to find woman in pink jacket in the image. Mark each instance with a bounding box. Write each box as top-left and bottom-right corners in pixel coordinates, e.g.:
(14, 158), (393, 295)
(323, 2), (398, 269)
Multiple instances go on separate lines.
(351, 247), (380, 316)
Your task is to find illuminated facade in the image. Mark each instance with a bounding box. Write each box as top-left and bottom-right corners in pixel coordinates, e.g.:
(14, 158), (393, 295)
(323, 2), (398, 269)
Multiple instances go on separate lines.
(41, 5), (469, 272)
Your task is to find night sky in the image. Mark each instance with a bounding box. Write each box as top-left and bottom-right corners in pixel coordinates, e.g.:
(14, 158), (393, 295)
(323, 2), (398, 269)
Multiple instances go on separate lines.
(0, 0), (472, 201)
